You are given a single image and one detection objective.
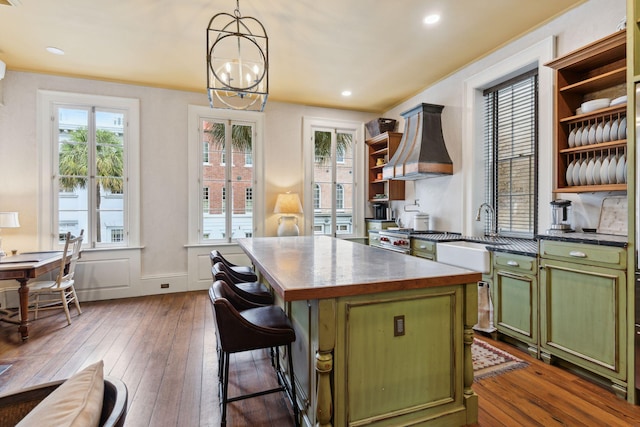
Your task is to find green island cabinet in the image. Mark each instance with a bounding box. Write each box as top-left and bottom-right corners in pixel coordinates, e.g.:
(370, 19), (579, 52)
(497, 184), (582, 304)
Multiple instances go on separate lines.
(539, 239), (628, 398)
(492, 252), (538, 358)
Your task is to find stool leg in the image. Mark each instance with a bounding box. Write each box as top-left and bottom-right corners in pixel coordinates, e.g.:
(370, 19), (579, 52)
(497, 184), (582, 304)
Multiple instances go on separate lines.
(217, 345), (224, 384)
(221, 351), (230, 426)
(287, 343), (299, 427)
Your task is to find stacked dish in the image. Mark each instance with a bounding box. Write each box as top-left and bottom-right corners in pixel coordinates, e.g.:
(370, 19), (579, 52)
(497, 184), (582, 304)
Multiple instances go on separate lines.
(580, 98), (611, 113)
(566, 154), (627, 187)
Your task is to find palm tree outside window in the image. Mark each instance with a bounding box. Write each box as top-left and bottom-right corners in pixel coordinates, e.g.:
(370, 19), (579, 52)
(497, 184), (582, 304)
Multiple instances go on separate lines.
(56, 106), (125, 245)
(312, 129), (355, 236)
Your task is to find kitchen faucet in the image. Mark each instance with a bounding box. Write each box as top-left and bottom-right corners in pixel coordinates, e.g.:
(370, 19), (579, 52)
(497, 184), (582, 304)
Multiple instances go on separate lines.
(475, 203), (498, 237)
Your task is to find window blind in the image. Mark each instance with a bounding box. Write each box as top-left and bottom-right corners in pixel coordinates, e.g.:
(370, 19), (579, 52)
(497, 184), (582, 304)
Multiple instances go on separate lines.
(483, 69), (538, 238)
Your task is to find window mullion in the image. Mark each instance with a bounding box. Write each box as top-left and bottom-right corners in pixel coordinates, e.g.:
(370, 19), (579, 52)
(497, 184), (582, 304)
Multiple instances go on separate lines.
(225, 120), (233, 243)
(88, 107), (97, 247)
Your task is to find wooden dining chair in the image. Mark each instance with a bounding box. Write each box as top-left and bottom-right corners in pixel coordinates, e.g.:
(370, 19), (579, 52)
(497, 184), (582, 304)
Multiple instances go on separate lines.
(28, 230), (84, 325)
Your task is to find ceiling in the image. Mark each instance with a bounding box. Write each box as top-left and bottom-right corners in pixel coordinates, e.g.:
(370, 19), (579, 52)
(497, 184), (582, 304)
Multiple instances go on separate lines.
(0, 0), (585, 113)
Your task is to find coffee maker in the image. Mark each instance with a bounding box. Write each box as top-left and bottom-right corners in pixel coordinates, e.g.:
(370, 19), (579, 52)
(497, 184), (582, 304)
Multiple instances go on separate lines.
(372, 203), (387, 220)
(549, 199), (573, 232)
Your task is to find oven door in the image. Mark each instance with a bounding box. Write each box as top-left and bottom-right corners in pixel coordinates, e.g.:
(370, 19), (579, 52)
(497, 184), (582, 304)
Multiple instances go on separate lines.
(377, 243), (410, 254)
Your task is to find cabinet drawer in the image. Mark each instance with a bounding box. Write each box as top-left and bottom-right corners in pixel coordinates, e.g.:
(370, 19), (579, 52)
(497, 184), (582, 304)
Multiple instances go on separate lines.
(410, 239), (436, 253)
(540, 240), (626, 270)
(367, 222), (382, 231)
(412, 250), (435, 261)
(366, 221), (395, 231)
(368, 231), (380, 246)
(494, 252), (537, 274)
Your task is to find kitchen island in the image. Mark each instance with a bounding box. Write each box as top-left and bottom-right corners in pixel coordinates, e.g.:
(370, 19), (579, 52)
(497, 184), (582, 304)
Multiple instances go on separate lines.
(237, 236), (481, 427)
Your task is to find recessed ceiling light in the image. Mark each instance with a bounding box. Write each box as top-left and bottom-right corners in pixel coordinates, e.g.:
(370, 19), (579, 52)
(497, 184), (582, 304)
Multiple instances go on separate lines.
(46, 46), (65, 55)
(424, 14), (440, 25)
(341, 90), (352, 97)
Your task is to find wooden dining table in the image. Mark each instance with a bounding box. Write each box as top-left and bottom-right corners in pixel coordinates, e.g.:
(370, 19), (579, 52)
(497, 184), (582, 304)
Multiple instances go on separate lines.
(0, 251), (66, 340)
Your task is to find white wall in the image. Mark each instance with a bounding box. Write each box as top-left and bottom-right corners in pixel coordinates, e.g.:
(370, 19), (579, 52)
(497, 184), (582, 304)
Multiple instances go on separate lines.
(0, 71), (372, 300)
(0, 0), (626, 301)
(385, 0), (626, 235)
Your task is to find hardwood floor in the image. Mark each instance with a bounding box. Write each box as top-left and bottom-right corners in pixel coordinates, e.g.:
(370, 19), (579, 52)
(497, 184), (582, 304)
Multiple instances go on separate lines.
(0, 291), (639, 426)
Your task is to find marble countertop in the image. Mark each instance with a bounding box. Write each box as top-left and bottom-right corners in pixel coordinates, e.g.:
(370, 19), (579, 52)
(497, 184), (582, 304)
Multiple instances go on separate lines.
(237, 236), (481, 301)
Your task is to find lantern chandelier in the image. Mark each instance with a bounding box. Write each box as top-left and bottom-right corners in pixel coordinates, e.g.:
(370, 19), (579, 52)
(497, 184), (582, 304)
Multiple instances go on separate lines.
(206, 0), (269, 111)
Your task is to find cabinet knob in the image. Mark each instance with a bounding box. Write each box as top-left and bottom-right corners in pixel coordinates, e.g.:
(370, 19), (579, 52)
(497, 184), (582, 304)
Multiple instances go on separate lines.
(507, 260), (519, 267)
(569, 251), (587, 258)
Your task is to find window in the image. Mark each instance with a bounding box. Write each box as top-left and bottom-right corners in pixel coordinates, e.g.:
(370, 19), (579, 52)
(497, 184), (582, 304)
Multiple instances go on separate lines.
(110, 228), (124, 243)
(221, 187), (226, 214)
(483, 70), (538, 238)
(336, 145), (345, 163)
(38, 91), (140, 248)
(336, 184), (344, 210)
(303, 117), (362, 238)
(188, 106), (264, 244)
(313, 184), (321, 210)
(203, 141), (210, 163)
(203, 187), (210, 212)
(245, 188), (253, 213)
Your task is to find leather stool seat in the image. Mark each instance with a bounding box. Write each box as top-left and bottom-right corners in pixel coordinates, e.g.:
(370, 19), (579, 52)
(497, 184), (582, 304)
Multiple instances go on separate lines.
(209, 281), (299, 427)
(210, 250), (258, 283)
(212, 263), (273, 305)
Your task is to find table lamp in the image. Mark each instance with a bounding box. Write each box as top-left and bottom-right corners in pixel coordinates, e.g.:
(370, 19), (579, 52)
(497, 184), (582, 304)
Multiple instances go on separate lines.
(274, 193), (303, 236)
(0, 212), (20, 256)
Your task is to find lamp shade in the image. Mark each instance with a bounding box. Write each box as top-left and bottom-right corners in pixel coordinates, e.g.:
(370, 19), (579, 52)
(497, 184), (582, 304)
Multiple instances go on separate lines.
(274, 193), (303, 214)
(0, 212), (19, 228)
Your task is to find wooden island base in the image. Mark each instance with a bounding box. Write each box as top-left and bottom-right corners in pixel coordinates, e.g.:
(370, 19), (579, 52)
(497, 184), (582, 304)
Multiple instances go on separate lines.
(238, 236), (481, 427)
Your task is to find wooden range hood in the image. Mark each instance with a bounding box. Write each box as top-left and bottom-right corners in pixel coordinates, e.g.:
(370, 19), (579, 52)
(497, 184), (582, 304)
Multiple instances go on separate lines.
(382, 103), (453, 180)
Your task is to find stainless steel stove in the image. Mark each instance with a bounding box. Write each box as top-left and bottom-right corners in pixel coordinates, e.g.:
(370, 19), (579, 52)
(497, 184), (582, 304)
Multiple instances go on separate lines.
(374, 229), (449, 254)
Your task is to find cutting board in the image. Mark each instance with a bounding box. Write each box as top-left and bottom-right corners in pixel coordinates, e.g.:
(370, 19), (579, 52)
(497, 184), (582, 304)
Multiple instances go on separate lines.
(596, 196), (627, 236)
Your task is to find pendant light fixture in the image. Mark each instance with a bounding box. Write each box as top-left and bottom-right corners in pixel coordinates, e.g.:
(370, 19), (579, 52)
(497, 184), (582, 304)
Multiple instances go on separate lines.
(206, 0), (269, 111)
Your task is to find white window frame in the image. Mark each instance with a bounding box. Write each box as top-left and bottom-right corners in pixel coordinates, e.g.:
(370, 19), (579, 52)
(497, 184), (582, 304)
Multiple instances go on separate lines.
(302, 117), (364, 238)
(463, 37), (554, 236)
(37, 90), (140, 249)
(188, 105), (265, 244)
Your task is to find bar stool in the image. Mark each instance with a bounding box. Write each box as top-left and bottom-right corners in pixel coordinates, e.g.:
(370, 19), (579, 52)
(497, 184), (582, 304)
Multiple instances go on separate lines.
(212, 262), (274, 305)
(209, 281), (299, 427)
(209, 250), (258, 283)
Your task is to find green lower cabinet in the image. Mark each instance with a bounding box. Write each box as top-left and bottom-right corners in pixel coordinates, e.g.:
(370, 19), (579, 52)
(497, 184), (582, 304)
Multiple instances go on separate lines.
(493, 253), (538, 358)
(539, 256), (627, 399)
(411, 238), (436, 260)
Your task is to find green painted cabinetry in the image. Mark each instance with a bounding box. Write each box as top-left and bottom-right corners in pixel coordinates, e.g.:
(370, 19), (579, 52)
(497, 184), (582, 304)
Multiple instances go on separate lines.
(539, 239), (628, 399)
(411, 238), (436, 260)
(493, 252), (538, 358)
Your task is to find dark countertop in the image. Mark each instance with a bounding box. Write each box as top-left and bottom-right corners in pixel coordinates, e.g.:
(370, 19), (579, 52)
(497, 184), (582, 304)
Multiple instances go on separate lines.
(395, 230), (628, 257)
(535, 232), (628, 248)
(487, 240), (538, 257)
(411, 234), (539, 257)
